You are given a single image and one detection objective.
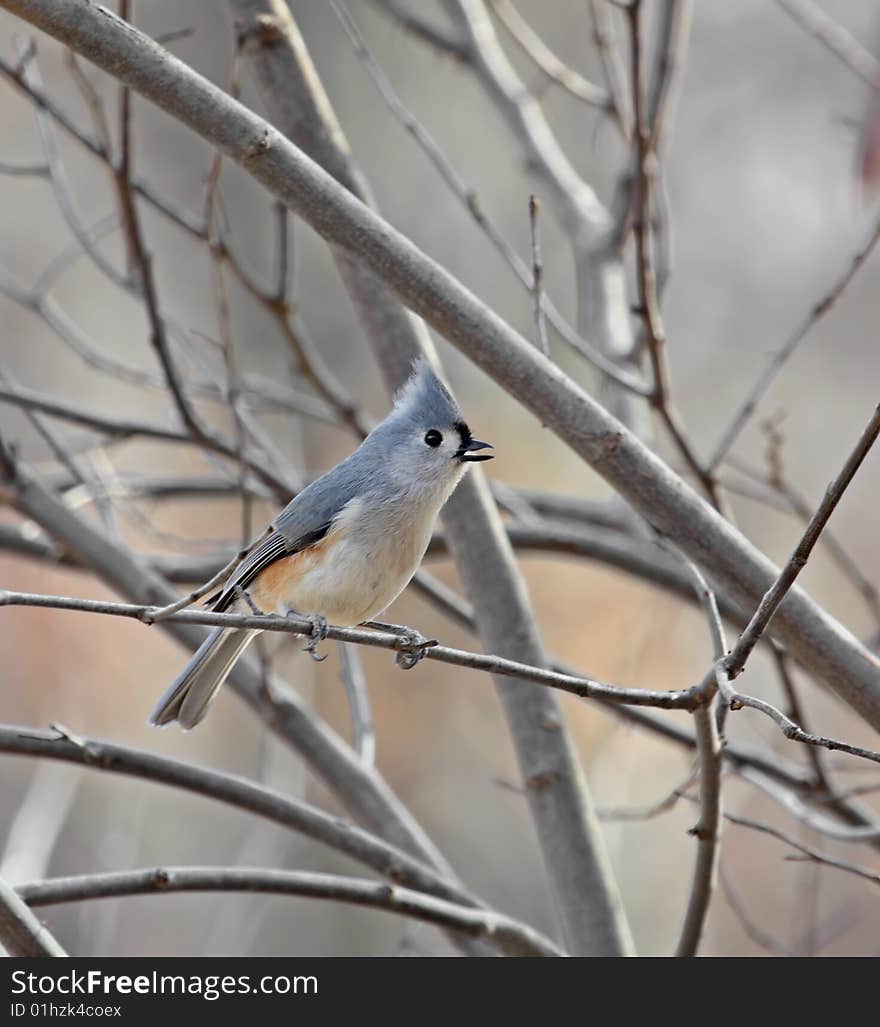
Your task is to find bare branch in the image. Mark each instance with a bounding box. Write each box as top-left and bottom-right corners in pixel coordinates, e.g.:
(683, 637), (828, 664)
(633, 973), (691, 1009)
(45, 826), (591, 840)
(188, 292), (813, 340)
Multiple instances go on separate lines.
(113, 67), (206, 444)
(675, 704), (722, 957)
(589, 0), (632, 138)
(725, 402), (880, 677)
(0, 587), (704, 711)
(725, 811), (880, 891)
(710, 215), (880, 471)
(527, 194), (549, 355)
(756, 423), (880, 638)
(0, 381), (294, 500)
(774, 0), (880, 89)
(742, 768), (880, 843)
(661, 545), (724, 958)
(645, 0), (693, 156)
(597, 765), (695, 821)
(625, 1), (724, 513)
(366, 0), (470, 62)
(714, 675), (880, 769)
(18, 866), (564, 957)
(17, 42), (129, 288)
(488, 0), (611, 109)
(0, 723), (481, 909)
(719, 866), (793, 957)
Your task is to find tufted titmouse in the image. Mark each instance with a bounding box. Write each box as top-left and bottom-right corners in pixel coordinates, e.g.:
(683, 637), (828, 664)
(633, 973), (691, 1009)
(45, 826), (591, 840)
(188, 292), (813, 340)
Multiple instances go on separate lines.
(149, 359), (493, 730)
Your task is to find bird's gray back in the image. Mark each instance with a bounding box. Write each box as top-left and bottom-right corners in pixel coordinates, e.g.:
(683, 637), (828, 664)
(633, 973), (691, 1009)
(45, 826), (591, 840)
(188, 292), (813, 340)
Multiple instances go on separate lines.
(272, 433), (388, 545)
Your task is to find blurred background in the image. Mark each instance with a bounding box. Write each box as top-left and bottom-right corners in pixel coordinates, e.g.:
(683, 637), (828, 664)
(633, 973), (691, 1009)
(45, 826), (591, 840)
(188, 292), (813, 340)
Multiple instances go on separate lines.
(0, 0), (879, 956)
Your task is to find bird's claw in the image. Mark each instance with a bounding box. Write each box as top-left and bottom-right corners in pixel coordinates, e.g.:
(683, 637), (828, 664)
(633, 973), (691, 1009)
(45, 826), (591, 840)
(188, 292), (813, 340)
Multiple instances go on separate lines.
(302, 613), (329, 661)
(394, 627), (437, 670)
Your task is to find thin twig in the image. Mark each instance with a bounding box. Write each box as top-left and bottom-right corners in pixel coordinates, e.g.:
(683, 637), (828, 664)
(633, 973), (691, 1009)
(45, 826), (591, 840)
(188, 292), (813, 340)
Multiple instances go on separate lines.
(0, 382), (292, 499)
(17, 42), (130, 289)
(757, 420), (880, 637)
(0, 588), (704, 711)
(114, 67), (205, 443)
(725, 811), (880, 890)
(366, 0), (470, 62)
(719, 865), (793, 956)
(710, 214), (880, 471)
(597, 764), (696, 821)
(724, 402), (880, 676)
(527, 195), (549, 356)
(741, 768), (880, 843)
(0, 158), (49, 176)
(625, 0), (724, 512)
(270, 199), (290, 304)
(488, 0), (611, 109)
(715, 668), (880, 769)
(202, 44), (252, 544)
(589, 0), (632, 139)
(63, 51), (111, 151)
(770, 644), (830, 790)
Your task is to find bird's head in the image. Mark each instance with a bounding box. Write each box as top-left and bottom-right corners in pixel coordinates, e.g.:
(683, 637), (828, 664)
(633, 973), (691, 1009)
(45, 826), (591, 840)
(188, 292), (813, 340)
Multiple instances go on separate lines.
(375, 358), (493, 495)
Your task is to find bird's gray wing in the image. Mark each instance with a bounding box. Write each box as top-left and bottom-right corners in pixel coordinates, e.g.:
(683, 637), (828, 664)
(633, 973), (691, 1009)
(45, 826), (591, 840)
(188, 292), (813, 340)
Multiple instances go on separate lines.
(211, 462), (364, 613)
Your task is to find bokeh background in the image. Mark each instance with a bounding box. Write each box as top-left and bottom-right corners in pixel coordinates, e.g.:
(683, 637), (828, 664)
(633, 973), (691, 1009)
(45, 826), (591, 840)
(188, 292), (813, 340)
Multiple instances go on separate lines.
(0, 0), (879, 956)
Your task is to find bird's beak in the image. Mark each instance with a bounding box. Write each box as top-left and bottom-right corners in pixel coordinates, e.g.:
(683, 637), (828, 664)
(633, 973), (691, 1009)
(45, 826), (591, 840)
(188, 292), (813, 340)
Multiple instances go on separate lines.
(458, 439), (494, 462)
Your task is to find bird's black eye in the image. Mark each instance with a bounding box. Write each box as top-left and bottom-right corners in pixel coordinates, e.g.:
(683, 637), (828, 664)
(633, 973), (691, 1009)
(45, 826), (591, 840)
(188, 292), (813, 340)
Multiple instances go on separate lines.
(424, 429), (443, 447)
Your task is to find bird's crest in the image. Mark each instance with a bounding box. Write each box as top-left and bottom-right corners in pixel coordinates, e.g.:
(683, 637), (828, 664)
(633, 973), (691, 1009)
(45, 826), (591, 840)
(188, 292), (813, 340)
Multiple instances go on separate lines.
(393, 357), (461, 426)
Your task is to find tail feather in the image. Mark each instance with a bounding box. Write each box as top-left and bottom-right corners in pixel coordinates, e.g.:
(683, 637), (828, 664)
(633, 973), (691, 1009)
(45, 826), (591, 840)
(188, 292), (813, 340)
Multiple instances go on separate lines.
(149, 627), (257, 730)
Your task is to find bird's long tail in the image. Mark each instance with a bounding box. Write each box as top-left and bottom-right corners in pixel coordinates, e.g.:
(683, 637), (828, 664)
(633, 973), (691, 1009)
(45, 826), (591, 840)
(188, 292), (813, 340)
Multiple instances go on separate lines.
(149, 627), (258, 729)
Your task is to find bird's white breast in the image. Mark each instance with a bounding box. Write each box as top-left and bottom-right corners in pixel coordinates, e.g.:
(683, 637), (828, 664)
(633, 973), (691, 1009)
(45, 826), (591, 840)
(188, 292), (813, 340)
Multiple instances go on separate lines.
(270, 493), (444, 626)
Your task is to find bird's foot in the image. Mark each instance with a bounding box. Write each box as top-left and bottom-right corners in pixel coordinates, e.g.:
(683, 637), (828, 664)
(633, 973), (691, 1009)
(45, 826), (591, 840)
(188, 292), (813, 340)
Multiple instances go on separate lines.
(301, 613), (329, 662)
(392, 625), (438, 670)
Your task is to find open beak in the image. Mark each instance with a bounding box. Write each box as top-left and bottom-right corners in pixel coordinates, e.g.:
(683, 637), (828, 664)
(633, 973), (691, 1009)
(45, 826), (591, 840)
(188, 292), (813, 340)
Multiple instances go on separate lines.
(458, 439), (494, 462)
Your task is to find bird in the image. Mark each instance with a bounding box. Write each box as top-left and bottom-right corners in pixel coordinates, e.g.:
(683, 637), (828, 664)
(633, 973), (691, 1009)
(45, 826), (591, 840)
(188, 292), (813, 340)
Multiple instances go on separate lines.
(149, 358), (493, 730)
